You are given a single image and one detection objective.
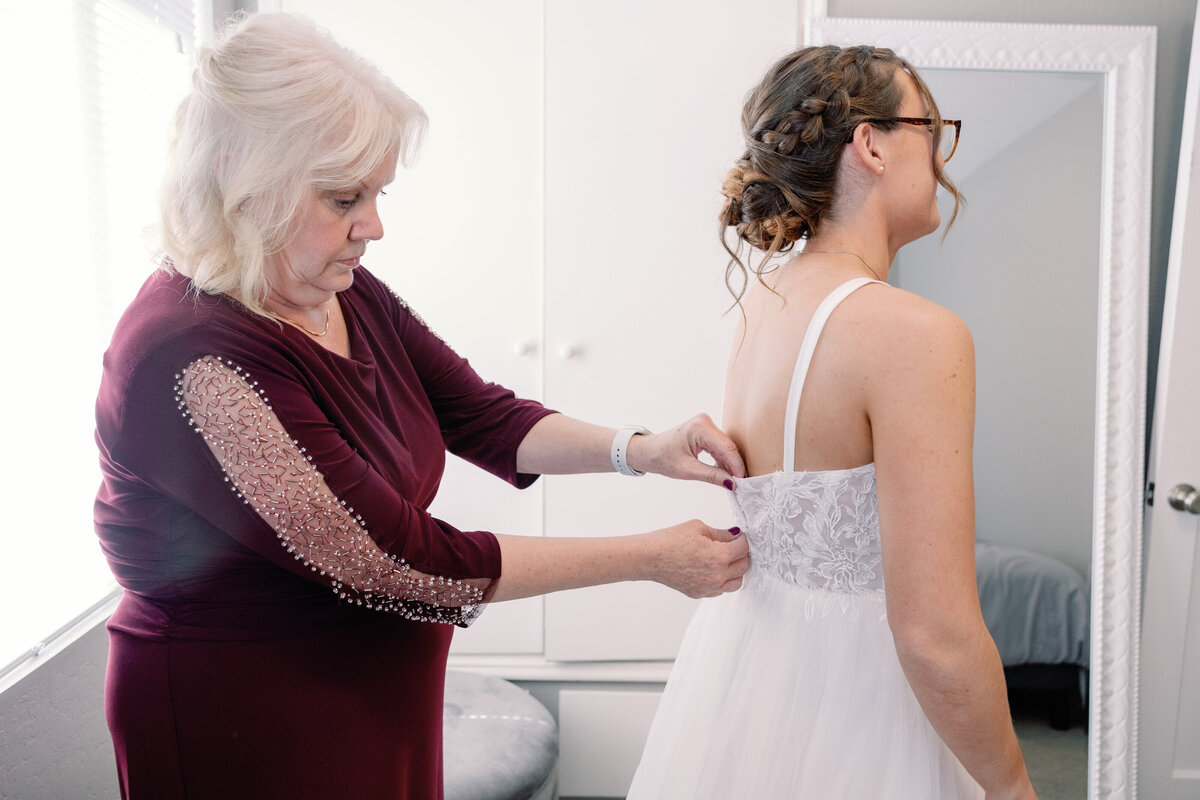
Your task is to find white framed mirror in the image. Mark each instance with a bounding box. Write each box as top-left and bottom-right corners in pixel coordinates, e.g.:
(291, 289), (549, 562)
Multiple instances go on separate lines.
(806, 18), (1154, 800)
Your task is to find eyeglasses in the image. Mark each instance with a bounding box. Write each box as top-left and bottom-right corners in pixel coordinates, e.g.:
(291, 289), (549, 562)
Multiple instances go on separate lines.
(856, 117), (962, 162)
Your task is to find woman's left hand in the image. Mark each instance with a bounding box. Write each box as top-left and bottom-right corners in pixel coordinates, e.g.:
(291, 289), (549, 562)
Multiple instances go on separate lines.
(628, 413), (746, 487)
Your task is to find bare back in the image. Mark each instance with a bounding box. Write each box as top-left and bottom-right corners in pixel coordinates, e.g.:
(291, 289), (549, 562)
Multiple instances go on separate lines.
(723, 267), (886, 476)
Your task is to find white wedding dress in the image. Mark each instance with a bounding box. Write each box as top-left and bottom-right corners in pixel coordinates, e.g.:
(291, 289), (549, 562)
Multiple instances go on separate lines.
(627, 278), (984, 799)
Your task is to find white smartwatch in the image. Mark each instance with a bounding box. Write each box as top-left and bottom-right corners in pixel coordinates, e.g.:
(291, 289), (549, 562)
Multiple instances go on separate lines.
(611, 425), (651, 477)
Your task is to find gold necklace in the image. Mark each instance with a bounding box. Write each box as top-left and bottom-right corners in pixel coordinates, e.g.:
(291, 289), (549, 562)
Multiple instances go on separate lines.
(267, 307), (331, 337)
(801, 250), (883, 281)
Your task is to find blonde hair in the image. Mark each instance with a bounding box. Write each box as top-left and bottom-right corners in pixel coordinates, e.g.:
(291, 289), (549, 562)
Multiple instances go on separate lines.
(719, 45), (962, 306)
(159, 12), (426, 317)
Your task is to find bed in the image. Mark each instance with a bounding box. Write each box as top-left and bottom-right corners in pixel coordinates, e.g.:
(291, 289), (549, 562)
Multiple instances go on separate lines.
(975, 541), (1090, 729)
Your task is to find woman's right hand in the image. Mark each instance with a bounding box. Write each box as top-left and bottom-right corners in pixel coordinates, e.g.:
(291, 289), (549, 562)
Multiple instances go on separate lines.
(644, 520), (750, 598)
(490, 520), (750, 603)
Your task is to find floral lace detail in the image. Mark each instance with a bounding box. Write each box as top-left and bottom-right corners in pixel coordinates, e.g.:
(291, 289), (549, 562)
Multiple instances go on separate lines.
(177, 355), (488, 625)
(732, 465), (883, 600)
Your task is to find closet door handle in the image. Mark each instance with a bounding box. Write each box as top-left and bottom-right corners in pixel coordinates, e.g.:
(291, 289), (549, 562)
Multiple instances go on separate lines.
(1167, 484), (1200, 515)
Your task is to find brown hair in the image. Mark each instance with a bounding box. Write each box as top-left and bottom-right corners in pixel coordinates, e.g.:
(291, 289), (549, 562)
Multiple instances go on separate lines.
(719, 45), (962, 305)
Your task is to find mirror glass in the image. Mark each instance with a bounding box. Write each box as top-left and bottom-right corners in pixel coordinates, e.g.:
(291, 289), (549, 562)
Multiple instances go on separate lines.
(887, 65), (1106, 793)
(894, 69), (1103, 579)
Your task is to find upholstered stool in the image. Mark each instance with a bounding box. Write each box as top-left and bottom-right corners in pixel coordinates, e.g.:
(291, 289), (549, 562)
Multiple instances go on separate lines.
(443, 670), (558, 800)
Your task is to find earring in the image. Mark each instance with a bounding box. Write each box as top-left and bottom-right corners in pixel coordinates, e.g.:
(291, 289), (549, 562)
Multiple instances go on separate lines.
(878, 165), (885, 173)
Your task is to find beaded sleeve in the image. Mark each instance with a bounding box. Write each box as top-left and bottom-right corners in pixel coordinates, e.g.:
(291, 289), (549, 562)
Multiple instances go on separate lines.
(177, 354), (490, 625)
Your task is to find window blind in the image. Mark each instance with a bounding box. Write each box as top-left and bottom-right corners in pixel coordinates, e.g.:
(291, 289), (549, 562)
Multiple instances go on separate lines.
(0, 0), (200, 675)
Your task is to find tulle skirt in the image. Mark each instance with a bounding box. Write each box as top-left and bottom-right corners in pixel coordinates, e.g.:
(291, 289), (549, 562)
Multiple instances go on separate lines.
(627, 572), (984, 799)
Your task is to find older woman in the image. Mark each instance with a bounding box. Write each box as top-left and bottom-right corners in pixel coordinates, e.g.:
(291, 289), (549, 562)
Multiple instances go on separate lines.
(93, 12), (748, 800)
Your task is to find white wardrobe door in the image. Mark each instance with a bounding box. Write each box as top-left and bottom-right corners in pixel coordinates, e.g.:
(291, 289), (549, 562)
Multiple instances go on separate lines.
(542, 0), (800, 660)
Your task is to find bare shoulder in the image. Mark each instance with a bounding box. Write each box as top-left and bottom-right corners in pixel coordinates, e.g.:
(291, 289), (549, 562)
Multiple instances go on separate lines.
(830, 284), (975, 410)
(844, 283), (973, 361)
(849, 283), (968, 333)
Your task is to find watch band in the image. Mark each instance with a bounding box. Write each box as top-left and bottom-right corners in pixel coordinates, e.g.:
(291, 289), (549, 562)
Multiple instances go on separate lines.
(611, 425), (651, 476)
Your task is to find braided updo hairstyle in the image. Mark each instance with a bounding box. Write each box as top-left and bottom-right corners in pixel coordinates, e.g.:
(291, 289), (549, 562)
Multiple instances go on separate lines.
(720, 45), (961, 305)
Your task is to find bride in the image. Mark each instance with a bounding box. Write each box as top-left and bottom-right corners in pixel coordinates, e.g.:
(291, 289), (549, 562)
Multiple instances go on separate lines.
(628, 45), (1038, 799)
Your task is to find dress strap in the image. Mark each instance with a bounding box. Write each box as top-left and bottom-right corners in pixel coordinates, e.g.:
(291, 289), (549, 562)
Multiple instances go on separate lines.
(782, 277), (884, 471)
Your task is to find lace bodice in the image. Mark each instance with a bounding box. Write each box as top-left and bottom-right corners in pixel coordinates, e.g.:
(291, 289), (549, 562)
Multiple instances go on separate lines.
(732, 277), (887, 599)
(731, 465), (883, 595)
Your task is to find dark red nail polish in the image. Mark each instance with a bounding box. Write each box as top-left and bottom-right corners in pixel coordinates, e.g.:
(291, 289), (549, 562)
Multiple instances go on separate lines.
(728, 526), (741, 535)
(723, 479), (734, 490)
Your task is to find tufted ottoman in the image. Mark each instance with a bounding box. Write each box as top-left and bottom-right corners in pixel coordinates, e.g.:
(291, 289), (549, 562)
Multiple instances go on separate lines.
(442, 670), (558, 800)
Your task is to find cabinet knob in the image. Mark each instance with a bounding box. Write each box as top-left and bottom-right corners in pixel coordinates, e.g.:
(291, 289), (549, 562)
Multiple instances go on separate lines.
(559, 343), (583, 360)
(514, 340), (538, 357)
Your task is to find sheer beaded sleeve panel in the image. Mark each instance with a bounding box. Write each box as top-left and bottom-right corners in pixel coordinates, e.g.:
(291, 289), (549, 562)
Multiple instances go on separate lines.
(177, 355), (489, 625)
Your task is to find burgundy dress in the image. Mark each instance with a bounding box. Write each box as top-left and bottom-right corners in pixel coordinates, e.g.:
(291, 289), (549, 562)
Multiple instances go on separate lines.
(94, 266), (555, 799)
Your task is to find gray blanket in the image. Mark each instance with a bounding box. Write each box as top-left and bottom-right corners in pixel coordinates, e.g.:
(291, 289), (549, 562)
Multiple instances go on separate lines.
(976, 541), (1090, 668)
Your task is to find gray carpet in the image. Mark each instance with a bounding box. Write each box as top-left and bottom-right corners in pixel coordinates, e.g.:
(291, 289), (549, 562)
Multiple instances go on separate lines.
(1013, 709), (1088, 799)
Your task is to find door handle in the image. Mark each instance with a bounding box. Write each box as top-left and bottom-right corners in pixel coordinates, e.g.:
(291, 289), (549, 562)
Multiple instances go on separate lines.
(1167, 484), (1200, 514)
